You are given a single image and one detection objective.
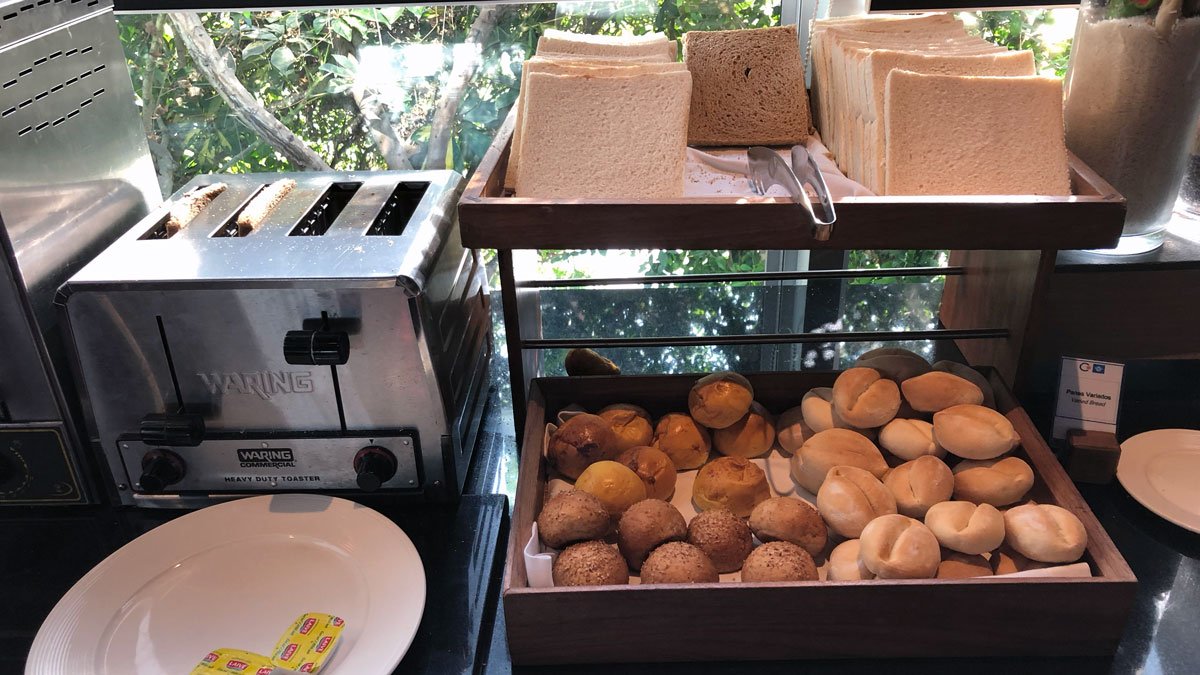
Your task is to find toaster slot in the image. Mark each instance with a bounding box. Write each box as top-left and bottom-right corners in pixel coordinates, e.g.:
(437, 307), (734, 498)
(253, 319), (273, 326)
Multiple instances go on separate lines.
(138, 212), (175, 240)
(211, 184), (267, 238)
(289, 182), (361, 236)
(366, 182), (428, 236)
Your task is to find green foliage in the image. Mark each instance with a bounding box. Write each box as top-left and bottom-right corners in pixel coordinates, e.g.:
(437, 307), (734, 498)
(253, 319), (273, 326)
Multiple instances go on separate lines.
(640, 250), (766, 276)
(966, 10), (1072, 77)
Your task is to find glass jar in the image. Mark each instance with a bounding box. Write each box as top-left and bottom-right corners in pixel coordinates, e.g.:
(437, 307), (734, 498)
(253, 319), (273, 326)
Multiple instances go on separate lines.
(1064, 0), (1200, 255)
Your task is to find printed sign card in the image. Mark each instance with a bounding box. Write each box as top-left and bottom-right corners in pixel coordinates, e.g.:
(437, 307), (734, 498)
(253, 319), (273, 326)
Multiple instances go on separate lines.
(1053, 357), (1124, 439)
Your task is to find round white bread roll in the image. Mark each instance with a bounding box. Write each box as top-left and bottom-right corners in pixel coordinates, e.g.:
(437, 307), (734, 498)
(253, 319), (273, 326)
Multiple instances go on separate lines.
(828, 539), (875, 580)
(924, 501), (1005, 554)
(816, 465), (897, 539)
(952, 456), (1034, 507)
(1003, 503), (1088, 563)
(901, 371), (984, 413)
(775, 405), (811, 456)
(858, 514), (941, 579)
(790, 428), (888, 495)
(830, 407), (880, 442)
(800, 388), (835, 433)
(855, 350), (932, 383)
(879, 418), (945, 461)
(832, 367), (902, 429)
(932, 404), (1021, 460)
(931, 361), (996, 409)
(883, 456), (954, 518)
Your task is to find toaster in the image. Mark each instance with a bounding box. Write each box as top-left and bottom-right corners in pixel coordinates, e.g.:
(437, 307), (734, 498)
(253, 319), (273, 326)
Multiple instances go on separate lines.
(58, 171), (491, 507)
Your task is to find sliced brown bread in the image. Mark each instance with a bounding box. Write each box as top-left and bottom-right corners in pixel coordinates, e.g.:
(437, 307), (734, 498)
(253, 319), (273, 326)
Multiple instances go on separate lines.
(683, 25), (811, 146)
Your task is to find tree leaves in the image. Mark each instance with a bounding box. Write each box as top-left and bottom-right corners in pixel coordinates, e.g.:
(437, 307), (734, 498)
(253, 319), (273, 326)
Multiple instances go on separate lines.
(270, 45), (296, 72)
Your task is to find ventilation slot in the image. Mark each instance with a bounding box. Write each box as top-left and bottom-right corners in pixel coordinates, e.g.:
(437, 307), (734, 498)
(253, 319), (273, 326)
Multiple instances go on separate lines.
(212, 185), (267, 238)
(366, 182), (428, 235)
(289, 182), (360, 236)
(13, 91), (104, 138)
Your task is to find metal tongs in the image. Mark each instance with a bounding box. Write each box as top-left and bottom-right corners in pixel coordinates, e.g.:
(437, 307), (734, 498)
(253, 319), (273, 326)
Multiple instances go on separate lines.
(747, 145), (837, 241)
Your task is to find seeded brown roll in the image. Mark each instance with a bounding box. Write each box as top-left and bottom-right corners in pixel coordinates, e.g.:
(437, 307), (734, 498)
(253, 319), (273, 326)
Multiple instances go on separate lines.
(547, 413), (619, 480)
(749, 497), (827, 557)
(883, 455), (954, 518)
(932, 404), (1021, 460)
(598, 404), (654, 453)
(1003, 503), (1088, 563)
(901, 371), (985, 413)
(686, 508), (754, 573)
(741, 541), (818, 582)
(693, 456), (771, 517)
(923, 501), (1005, 555)
(652, 413), (712, 470)
(879, 418), (945, 461)
(816, 465), (897, 538)
(688, 371), (754, 429)
(937, 551), (993, 579)
(832, 367), (902, 429)
(536, 489), (613, 549)
(801, 388), (835, 433)
(552, 541), (629, 586)
(713, 402), (776, 458)
(617, 499), (688, 571)
(615, 445), (677, 501)
(828, 539), (875, 580)
(952, 456), (1035, 507)
(858, 514), (941, 579)
(640, 541), (719, 584)
(775, 405), (812, 456)
(791, 428), (888, 494)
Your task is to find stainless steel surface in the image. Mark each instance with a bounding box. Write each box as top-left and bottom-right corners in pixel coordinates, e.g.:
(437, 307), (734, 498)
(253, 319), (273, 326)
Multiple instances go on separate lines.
(61, 171), (491, 507)
(748, 146), (836, 241)
(0, 1), (158, 504)
(790, 144), (836, 239)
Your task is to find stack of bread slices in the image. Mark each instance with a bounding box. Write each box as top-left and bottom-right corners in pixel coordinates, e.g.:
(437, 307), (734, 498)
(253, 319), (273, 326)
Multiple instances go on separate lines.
(810, 13), (1070, 196)
(506, 30), (691, 199)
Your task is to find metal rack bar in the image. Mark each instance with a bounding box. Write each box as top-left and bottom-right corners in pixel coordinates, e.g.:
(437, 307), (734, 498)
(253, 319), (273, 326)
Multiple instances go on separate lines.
(521, 328), (1008, 350)
(515, 265), (961, 288)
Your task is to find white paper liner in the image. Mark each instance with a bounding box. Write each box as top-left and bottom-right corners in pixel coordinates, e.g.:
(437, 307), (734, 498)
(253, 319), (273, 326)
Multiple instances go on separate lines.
(526, 407), (1094, 587)
(685, 135), (874, 199)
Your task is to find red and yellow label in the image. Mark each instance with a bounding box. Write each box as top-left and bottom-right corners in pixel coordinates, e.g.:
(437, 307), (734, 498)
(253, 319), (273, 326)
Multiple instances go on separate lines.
(190, 613), (346, 675)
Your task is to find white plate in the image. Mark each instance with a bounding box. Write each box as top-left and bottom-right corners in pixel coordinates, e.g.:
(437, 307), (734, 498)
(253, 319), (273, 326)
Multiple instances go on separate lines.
(27, 494), (425, 675)
(1118, 429), (1200, 533)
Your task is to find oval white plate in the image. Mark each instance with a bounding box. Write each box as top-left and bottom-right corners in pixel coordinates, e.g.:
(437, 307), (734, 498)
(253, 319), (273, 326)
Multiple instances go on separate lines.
(27, 494), (425, 675)
(1118, 429), (1200, 534)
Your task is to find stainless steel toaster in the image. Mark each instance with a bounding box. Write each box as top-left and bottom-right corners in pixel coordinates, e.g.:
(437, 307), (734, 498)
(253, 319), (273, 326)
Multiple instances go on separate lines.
(58, 171), (491, 507)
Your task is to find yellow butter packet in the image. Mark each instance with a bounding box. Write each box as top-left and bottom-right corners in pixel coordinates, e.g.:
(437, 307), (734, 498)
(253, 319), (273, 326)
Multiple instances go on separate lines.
(190, 648), (278, 675)
(270, 613), (346, 673)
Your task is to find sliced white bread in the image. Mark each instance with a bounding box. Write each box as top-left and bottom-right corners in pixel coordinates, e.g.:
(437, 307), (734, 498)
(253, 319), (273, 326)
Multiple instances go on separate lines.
(683, 25), (811, 146)
(883, 70), (1070, 195)
(537, 29), (677, 60)
(516, 69), (692, 198)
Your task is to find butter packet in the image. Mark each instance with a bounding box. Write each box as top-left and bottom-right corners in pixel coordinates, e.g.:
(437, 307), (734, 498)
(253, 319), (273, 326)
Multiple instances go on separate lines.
(191, 613), (346, 675)
(190, 648), (279, 675)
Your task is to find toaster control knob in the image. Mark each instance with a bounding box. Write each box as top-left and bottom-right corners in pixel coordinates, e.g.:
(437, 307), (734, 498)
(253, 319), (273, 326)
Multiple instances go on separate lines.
(140, 413), (205, 447)
(353, 446), (397, 491)
(139, 449), (186, 493)
(284, 330), (350, 366)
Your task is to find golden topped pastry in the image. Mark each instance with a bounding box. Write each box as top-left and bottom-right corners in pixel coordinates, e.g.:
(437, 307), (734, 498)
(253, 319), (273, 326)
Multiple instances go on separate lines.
(598, 403), (654, 452)
(547, 413), (619, 479)
(693, 456), (771, 517)
(652, 413), (712, 470)
(688, 371), (754, 429)
(615, 445), (677, 501)
(575, 460), (648, 515)
(713, 402), (776, 458)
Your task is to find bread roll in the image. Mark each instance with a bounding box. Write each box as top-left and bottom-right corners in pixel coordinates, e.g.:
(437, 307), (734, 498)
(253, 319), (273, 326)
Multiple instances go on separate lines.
(617, 499), (687, 570)
(937, 551), (992, 579)
(688, 371), (754, 429)
(828, 539), (875, 580)
(652, 413), (711, 470)
(932, 361), (996, 409)
(801, 388), (835, 433)
(575, 460), (647, 515)
(748, 497), (827, 556)
(830, 406), (881, 442)
(791, 428), (888, 494)
(879, 418), (945, 461)
(713, 402), (776, 458)
(598, 403), (654, 452)
(859, 514), (941, 579)
(537, 489), (613, 549)
(816, 465), (897, 538)
(991, 543), (1052, 575)
(1003, 503), (1088, 563)
(901, 371), (984, 412)
(563, 348), (621, 376)
(640, 541), (719, 584)
(740, 541), (818, 582)
(693, 456), (771, 517)
(686, 508), (753, 573)
(932, 404), (1020, 460)
(883, 456), (953, 518)
(855, 350), (932, 383)
(857, 346), (926, 363)
(832, 367), (902, 428)
(924, 501), (1005, 554)
(547, 413), (619, 479)
(616, 445), (677, 500)
(552, 541), (629, 586)
(775, 405), (812, 455)
(952, 456), (1034, 507)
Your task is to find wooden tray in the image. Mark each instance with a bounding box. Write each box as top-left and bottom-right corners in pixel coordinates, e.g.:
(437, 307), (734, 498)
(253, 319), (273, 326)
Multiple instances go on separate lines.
(503, 370), (1136, 665)
(459, 112), (1126, 251)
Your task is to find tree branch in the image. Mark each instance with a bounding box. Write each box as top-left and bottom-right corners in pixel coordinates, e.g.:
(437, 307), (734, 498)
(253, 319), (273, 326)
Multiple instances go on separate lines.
(422, 6), (502, 170)
(350, 86), (415, 170)
(169, 13), (330, 171)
